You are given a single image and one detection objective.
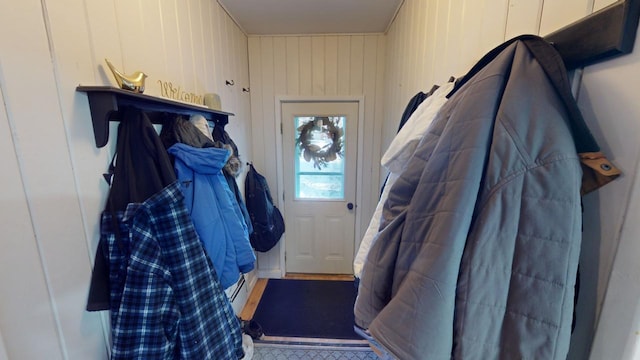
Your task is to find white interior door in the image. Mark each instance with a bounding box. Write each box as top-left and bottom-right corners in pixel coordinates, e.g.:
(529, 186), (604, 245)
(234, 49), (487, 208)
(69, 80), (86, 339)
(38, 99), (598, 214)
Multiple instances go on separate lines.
(281, 101), (359, 274)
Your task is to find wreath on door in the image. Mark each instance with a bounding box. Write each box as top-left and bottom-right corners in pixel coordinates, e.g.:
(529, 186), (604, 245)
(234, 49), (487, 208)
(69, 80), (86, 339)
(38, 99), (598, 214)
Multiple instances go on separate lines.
(296, 117), (344, 170)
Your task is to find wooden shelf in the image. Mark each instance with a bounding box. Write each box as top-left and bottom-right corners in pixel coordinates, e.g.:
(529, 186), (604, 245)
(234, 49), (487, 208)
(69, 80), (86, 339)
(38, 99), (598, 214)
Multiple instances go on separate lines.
(76, 85), (233, 148)
(544, 0), (640, 70)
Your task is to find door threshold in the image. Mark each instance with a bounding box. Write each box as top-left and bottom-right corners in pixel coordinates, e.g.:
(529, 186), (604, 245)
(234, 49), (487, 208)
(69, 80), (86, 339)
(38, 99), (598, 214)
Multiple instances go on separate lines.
(284, 273), (354, 281)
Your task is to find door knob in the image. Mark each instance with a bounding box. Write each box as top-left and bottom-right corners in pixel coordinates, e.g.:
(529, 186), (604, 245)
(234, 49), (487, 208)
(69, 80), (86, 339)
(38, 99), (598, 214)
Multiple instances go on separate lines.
(347, 202), (354, 210)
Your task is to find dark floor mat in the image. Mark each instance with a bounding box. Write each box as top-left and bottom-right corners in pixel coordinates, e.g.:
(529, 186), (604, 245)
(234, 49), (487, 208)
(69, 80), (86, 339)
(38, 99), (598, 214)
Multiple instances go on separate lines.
(251, 279), (360, 339)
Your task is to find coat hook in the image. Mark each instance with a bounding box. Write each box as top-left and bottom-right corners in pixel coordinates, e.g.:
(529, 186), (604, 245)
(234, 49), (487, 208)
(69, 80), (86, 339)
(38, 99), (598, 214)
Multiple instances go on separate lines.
(242, 87), (250, 92)
(225, 80), (235, 86)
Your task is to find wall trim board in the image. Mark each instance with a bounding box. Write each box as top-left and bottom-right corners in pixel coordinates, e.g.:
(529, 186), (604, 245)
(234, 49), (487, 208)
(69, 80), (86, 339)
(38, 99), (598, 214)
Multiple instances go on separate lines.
(257, 269), (283, 279)
(247, 33), (385, 38)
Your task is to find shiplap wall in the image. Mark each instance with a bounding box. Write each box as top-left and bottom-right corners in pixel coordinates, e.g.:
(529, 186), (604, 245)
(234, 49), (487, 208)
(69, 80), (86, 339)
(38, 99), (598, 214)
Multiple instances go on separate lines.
(380, 0), (615, 161)
(577, 23), (640, 358)
(0, 0), (252, 358)
(384, 0), (640, 359)
(247, 34), (386, 277)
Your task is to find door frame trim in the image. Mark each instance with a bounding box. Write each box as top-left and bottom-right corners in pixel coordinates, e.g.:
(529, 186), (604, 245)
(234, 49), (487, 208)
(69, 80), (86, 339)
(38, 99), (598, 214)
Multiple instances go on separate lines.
(274, 96), (365, 277)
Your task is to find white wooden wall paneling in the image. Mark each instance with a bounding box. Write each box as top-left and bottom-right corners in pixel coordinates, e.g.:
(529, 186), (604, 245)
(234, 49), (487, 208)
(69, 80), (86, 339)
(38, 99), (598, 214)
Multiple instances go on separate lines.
(399, 1), (411, 104)
(0, 0), (106, 358)
(176, 2), (196, 91)
(590, 153), (640, 360)
(0, 59), (65, 360)
(360, 35), (381, 237)
(285, 37), (299, 95)
(78, 1), (126, 355)
(409, 0), (423, 92)
(380, 0), (416, 155)
(424, 0), (439, 93)
(46, 0), (128, 357)
(190, 0), (206, 92)
(211, 2), (224, 93)
(325, 36), (339, 96)
(418, 0), (432, 86)
(140, 0), (166, 98)
(349, 36), (365, 95)
(232, 31), (246, 183)
(231, 28), (252, 171)
(385, 0), (401, 139)
(272, 37), (288, 186)
(114, 0), (147, 87)
(85, 1), (123, 86)
(201, 0), (216, 91)
(158, 0), (185, 87)
(432, 0), (450, 86)
(266, 36), (281, 274)
(505, 0), (544, 39)
(258, 36), (282, 275)
(539, 0), (593, 36)
(237, 32), (256, 289)
(443, 0), (464, 81)
(594, 0), (619, 11)
(222, 22), (238, 137)
(372, 35), (387, 220)
(247, 37), (268, 273)
(259, 37), (277, 218)
(272, 37), (287, 101)
(415, 1), (430, 90)
(248, 37), (264, 168)
(312, 37), (325, 95)
(337, 37), (351, 96)
(577, 27), (640, 338)
(480, 0), (509, 53)
(217, 2), (228, 93)
(458, 1), (485, 77)
(350, 35), (365, 200)
(573, 28), (640, 360)
(226, 13), (238, 113)
(299, 37), (313, 96)
(263, 36), (289, 275)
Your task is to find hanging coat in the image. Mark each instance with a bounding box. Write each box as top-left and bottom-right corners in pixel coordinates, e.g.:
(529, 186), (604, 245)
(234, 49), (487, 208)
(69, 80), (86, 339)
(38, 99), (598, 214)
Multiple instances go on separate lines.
(354, 81), (453, 278)
(354, 35), (620, 360)
(212, 118), (254, 235)
(105, 181), (244, 359)
(168, 143), (255, 289)
(87, 107), (176, 311)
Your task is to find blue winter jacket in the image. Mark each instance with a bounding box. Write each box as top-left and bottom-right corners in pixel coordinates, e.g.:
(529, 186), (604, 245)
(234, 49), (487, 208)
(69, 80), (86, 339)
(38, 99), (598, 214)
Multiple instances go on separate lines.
(168, 143), (255, 289)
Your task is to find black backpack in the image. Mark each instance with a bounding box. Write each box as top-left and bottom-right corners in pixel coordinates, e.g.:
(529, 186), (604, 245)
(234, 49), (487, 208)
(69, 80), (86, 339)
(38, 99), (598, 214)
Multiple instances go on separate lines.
(245, 164), (285, 252)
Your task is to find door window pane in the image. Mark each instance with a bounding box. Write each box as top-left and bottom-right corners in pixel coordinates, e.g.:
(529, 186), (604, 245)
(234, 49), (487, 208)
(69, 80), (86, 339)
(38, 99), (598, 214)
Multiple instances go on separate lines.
(294, 116), (346, 200)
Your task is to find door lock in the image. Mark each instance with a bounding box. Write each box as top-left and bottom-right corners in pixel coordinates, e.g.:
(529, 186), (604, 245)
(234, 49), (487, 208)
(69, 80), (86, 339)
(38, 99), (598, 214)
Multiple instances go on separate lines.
(347, 202), (354, 210)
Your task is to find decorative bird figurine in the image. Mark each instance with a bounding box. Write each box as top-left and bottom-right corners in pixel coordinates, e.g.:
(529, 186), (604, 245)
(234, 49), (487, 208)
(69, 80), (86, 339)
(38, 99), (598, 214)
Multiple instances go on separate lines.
(104, 58), (148, 93)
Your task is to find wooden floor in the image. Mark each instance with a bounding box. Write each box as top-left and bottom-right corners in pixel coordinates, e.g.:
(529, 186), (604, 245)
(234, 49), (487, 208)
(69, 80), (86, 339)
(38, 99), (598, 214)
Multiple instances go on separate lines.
(239, 274), (354, 320)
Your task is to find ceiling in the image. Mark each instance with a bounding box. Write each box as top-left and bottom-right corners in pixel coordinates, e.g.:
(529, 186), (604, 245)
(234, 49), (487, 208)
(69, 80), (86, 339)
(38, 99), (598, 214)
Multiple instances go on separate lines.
(217, 0), (404, 35)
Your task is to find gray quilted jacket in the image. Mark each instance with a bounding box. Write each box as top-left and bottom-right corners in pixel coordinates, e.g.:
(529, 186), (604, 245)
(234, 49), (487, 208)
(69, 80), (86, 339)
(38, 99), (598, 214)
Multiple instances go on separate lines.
(354, 36), (619, 360)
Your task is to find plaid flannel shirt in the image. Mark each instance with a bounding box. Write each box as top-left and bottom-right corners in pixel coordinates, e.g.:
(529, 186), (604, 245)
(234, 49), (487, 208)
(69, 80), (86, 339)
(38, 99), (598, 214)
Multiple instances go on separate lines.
(102, 181), (243, 359)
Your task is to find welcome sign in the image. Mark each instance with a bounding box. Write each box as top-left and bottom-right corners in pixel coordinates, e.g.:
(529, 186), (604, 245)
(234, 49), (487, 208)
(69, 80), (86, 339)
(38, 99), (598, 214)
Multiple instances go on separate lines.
(157, 80), (204, 105)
